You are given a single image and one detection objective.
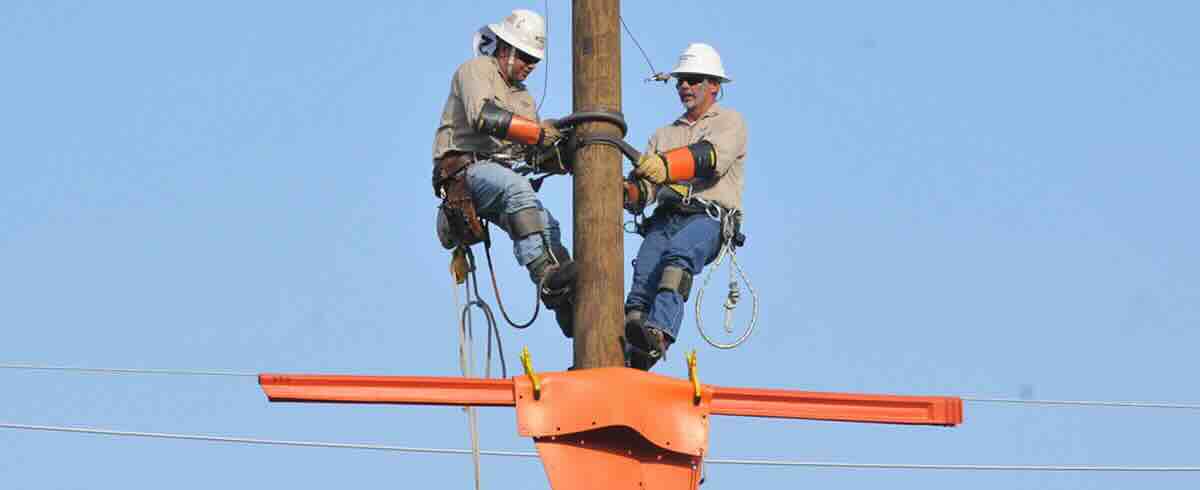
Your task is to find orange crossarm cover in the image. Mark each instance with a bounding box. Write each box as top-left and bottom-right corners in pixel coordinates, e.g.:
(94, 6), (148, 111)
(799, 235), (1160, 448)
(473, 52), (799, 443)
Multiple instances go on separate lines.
(259, 371), (962, 426)
(515, 368), (712, 456)
(711, 386), (963, 426)
(258, 374), (515, 406)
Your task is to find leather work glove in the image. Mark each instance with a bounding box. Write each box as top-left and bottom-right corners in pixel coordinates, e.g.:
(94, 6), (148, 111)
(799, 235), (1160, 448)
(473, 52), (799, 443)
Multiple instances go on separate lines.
(634, 152), (668, 184)
(539, 120), (563, 148)
(623, 177), (656, 213)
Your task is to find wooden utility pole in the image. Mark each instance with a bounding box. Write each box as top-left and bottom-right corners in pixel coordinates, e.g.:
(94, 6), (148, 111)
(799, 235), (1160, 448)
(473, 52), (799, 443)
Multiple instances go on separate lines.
(571, 0), (624, 369)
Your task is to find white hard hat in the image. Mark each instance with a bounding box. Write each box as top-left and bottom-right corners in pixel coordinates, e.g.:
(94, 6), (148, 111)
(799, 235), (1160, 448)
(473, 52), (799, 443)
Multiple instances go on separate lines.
(670, 43), (731, 83)
(488, 9), (546, 60)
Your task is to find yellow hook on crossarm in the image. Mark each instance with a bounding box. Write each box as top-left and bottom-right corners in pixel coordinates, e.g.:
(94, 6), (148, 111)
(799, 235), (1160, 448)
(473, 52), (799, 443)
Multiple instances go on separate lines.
(520, 347), (541, 400)
(687, 350), (700, 405)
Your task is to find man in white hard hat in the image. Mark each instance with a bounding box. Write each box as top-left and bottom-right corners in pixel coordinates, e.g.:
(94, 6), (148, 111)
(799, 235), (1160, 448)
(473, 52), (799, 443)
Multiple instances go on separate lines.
(432, 9), (577, 337)
(622, 43), (748, 370)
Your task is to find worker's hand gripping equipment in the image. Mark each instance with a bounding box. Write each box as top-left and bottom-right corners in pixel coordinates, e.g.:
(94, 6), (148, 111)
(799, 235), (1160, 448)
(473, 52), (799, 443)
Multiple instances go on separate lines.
(634, 141), (716, 184)
(622, 176), (655, 214)
(477, 99), (560, 148)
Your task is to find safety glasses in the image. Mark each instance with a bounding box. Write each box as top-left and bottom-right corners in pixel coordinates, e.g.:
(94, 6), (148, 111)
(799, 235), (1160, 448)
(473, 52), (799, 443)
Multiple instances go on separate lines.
(516, 50), (540, 65)
(675, 75), (710, 88)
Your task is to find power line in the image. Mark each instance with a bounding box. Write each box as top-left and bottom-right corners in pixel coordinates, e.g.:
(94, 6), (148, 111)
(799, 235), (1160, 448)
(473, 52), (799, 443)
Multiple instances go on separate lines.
(4, 422), (1200, 472)
(0, 363), (256, 378)
(964, 397), (1200, 410)
(704, 458), (1200, 472)
(6, 363), (1200, 411)
(0, 422), (536, 458)
(536, 0), (550, 112)
(618, 15), (665, 82)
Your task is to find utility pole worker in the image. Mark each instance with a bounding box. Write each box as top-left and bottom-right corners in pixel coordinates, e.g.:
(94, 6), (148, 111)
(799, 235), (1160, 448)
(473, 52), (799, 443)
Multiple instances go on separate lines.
(622, 43), (747, 370)
(432, 9), (576, 336)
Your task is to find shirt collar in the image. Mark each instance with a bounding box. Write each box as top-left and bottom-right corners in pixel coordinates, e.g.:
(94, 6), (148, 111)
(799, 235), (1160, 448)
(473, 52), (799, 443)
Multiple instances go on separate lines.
(674, 103), (722, 126)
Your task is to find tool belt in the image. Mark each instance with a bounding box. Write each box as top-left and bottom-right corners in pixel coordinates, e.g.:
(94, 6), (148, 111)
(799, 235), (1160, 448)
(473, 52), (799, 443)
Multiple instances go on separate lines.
(653, 193), (747, 250)
(433, 152), (488, 248)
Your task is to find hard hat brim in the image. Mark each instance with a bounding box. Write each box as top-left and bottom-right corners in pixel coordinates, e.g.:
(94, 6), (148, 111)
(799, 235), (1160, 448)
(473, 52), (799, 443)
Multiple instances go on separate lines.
(487, 23), (545, 61)
(670, 72), (732, 84)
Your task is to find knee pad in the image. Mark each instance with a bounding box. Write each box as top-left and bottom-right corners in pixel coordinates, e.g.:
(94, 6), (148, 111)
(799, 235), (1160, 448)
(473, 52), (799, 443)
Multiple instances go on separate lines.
(507, 207), (545, 240)
(657, 265), (693, 302)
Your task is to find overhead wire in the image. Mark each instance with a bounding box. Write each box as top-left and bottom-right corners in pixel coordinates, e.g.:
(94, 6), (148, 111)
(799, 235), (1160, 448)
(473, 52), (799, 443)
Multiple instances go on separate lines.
(6, 5), (1193, 483)
(536, 0), (550, 112)
(0, 422), (536, 458)
(0, 363), (256, 378)
(5, 363), (1200, 411)
(963, 397), (1200, 410)
(618, 15), (667, 82)
(4, 422), (1200, 472)
(704, 458), (1200, 472)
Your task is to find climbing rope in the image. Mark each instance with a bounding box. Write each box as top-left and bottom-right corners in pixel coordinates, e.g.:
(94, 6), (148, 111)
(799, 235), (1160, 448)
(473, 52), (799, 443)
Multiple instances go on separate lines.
(453, 255), (509, 490)
(452, 277), (482, 490)
(694, 208), (759, 349)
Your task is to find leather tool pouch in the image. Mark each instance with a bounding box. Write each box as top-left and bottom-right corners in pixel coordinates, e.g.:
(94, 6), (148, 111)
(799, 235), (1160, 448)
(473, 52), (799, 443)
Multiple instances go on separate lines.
(433, 154), (488, 249)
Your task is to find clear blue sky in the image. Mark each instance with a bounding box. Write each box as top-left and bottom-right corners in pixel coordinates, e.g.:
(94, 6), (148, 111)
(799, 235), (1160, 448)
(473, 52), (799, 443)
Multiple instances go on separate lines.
(3, 1), (1199, 488)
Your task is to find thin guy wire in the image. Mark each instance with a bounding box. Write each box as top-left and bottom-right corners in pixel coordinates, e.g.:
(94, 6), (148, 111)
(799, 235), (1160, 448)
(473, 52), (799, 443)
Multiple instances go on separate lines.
(536, 0), (550, 112)
(0, 422), (536, 458)
(4, 422), (1200, 472)
(703, 458), (1200, 472)
(6, 363), (1200, 411)
(963, 397), (1200, 410)
(619, 15), (660, 79)
(0, 363), (256, 377)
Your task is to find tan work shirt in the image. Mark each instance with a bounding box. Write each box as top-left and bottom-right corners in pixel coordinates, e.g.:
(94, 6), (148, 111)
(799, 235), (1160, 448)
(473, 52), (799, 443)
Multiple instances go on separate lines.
(432, 55), (538, 160)
(645, 104), (748, 211)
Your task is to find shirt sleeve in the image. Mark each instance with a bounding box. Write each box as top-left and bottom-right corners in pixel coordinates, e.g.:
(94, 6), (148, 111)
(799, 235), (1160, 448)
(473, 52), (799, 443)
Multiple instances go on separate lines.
(644, 131), (662, 157)
(456, 60), (496, 129)
(706, 112), (747, 177)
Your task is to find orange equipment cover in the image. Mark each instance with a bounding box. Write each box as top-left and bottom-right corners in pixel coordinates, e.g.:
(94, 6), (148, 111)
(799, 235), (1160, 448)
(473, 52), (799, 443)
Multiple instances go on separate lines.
(534, 426), (703, 490)
(515, 368), (712, 456)
(258, 374), (515, 406)
(259, 369), (962, 490)
(258, 371), (961, 426)
(513, 368), (711, 490)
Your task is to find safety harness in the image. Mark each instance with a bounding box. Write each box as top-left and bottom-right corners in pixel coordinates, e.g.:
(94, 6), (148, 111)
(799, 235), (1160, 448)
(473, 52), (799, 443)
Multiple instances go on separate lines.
(621, 156), (759, 361)
(434, 108), (633, 337)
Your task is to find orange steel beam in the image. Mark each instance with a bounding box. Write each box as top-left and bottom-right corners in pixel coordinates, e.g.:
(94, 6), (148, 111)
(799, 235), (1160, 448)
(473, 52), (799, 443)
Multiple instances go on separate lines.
(259, 374), (515, 406)
(259, 373), (962, 426)
(711, 386), (962, 425)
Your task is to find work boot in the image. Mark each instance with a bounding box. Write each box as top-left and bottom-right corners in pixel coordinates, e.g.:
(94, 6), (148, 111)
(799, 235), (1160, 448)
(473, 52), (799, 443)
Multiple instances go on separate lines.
(527, 244), (576, 338)
(624, 309), (672, 371)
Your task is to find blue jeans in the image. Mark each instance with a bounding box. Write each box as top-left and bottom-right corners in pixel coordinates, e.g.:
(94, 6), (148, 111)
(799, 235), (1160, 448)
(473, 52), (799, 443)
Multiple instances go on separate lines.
(465, 160), (563, 267)
(625, 211), (723, 339)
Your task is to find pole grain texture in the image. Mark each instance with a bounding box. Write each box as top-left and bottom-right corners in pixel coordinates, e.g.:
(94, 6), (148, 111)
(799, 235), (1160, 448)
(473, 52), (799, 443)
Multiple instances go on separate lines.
(571, 0), (625, 369)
